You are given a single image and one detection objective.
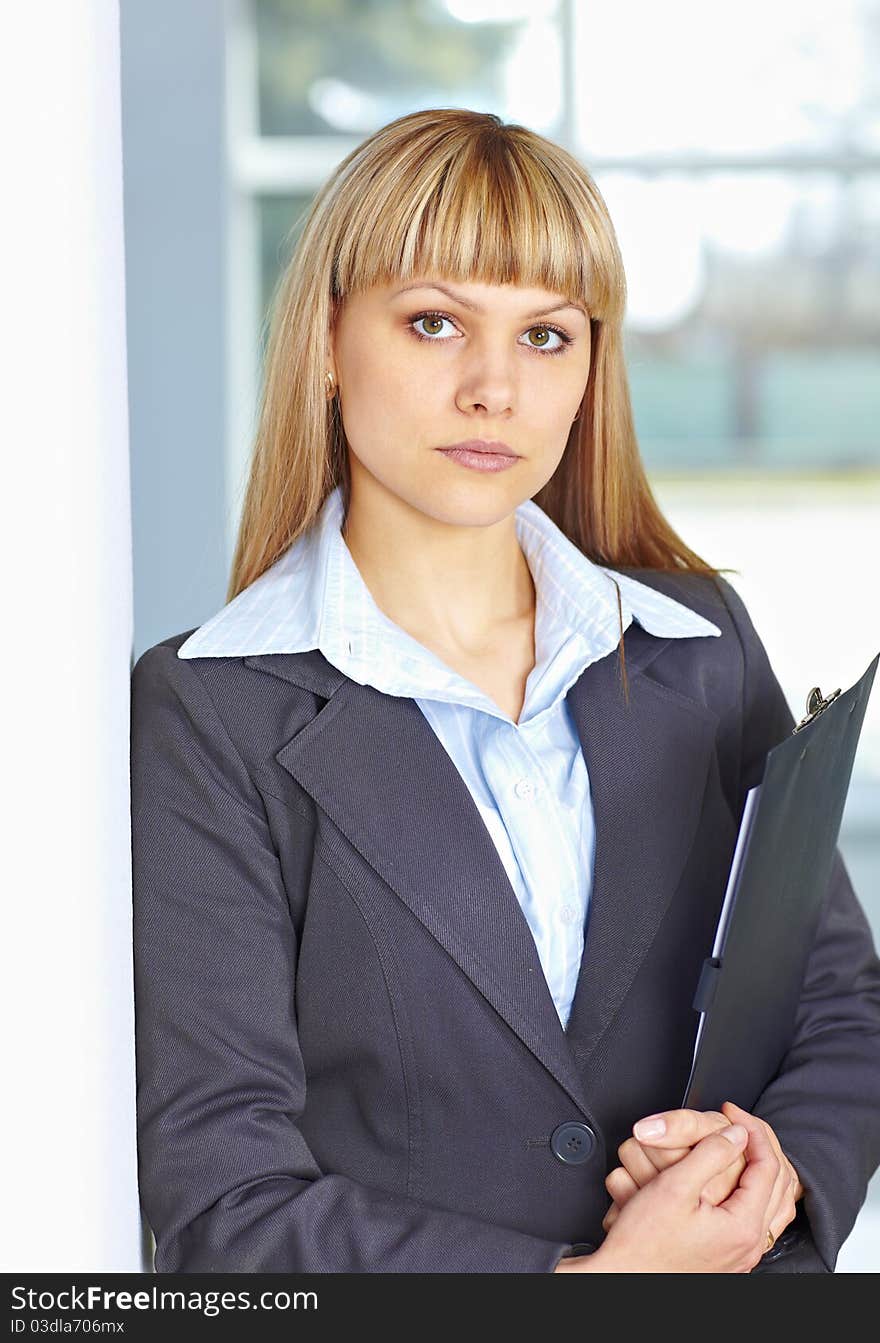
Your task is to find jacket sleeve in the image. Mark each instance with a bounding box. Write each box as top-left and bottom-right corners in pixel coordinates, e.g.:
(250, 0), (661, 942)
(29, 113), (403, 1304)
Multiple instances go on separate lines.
(715, 576), (880, 1273)
(131, 641), (576, 1273)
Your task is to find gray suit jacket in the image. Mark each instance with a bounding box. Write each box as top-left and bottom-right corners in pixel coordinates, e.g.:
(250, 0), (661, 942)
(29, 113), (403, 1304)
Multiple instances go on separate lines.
(130, 569), (880, 1273)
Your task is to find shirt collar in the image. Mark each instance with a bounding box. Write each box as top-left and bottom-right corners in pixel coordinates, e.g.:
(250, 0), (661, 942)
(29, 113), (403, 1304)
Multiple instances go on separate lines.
(177, 486), (721, 708)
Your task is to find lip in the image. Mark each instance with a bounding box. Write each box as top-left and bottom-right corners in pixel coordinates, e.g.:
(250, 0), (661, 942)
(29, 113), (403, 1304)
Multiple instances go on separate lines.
(435, 439), (519, 458)
(435, 445), (521, 474)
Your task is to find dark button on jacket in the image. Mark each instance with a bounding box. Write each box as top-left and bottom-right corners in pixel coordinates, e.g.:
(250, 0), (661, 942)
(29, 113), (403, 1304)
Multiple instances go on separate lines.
(551, 1121), (597, 1165)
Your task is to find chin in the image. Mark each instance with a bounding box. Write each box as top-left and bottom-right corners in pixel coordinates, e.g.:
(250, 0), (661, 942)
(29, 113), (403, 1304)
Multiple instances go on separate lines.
(407, 482), (530, 530)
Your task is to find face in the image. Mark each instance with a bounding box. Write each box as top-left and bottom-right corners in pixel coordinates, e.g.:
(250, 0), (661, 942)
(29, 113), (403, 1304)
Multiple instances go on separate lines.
(327, 275), (591, 528)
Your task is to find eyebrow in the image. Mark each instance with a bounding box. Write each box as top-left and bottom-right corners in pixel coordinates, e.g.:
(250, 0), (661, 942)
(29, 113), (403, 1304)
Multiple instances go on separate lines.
(392, 281), (587, 320)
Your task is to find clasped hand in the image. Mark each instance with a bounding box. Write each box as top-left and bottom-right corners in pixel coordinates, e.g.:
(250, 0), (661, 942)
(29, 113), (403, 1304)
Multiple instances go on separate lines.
(603, 1099), (804, 1245)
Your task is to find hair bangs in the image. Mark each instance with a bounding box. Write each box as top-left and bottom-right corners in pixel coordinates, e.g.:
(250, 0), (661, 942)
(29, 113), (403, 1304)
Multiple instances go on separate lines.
(331, 118), (624, 324)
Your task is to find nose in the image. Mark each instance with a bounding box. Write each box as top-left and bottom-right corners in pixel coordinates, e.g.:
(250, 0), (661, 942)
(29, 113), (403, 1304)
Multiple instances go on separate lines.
(454, 342), (516, 418)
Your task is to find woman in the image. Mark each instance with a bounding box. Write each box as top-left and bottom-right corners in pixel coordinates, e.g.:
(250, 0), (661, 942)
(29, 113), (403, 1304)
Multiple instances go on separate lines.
(130, 108), (880, 1273)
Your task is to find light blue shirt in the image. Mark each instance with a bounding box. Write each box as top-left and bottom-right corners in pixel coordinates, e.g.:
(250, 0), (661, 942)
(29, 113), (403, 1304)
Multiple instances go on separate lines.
(179, 486), (721, 1027)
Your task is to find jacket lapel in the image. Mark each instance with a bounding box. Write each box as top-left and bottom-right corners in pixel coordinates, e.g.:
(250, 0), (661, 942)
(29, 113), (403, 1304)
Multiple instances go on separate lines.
(562, 633), (720, 1074)
(244, 625), (718, 1121)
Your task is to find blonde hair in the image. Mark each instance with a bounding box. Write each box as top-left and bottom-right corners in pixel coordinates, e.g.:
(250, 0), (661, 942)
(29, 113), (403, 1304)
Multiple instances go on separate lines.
(228, 108), (734, 700)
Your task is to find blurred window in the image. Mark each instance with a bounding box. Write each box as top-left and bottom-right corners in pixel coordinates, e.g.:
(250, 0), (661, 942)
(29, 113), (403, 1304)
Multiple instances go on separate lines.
(231, 0), (880, 477)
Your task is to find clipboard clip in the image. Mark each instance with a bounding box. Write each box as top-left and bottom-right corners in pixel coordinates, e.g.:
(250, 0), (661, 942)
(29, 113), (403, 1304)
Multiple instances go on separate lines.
(792, 685), (842, 734)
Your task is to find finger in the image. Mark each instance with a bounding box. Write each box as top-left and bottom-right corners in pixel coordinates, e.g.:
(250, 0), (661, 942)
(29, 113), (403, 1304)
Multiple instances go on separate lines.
(605, 1165), (639, 1205)
(601, 1202), (620, 1232)
(721, 1102), (794, 1202)
(618, 1136), (686, 1184)
(722, 1100), (801, 1198)
(702, 1152), (748, 1205)
(627, 1110), (732, 1181)
(661, 1124), (751, 1200)
(769, 1191), (799, 1244)
(714, 1119), (781, 1229)
(632, 1108), (726, 1148)
(721, 1101), (779, 1156)
(722, 1101), (785, 1166)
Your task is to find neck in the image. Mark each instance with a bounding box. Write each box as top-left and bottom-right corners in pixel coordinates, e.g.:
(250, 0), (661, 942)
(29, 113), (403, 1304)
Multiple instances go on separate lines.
(340, 470), (536, 657)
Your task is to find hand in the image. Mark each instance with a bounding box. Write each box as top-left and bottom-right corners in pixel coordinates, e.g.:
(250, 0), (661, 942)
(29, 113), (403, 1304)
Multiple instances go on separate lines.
(602, 1100), (803, 1247)
(564, 1118), (789, 1272)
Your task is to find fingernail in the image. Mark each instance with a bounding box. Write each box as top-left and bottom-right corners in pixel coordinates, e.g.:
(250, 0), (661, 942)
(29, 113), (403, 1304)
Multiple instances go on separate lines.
(721, 1124), (747, 1143)
(634, 1116), (666, 1139)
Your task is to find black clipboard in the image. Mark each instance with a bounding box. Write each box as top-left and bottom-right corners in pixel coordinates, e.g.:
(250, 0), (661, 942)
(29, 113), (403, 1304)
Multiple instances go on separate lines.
(682, 651), (879, 1112)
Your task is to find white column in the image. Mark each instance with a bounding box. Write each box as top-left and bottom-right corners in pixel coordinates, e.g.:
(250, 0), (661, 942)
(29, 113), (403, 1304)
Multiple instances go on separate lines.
(0, 0), (141, 1270)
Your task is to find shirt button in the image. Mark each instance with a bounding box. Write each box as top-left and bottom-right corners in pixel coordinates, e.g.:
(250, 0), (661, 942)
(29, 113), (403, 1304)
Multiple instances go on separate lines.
(560, 903), (578, 925)
(514, 777), (536, 800)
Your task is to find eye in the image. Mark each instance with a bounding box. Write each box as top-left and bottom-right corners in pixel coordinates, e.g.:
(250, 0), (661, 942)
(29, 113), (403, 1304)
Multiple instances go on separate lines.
(410, 312), (458, 341)
(408, 310), (574, 356)
(522, 325), (571, 354)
